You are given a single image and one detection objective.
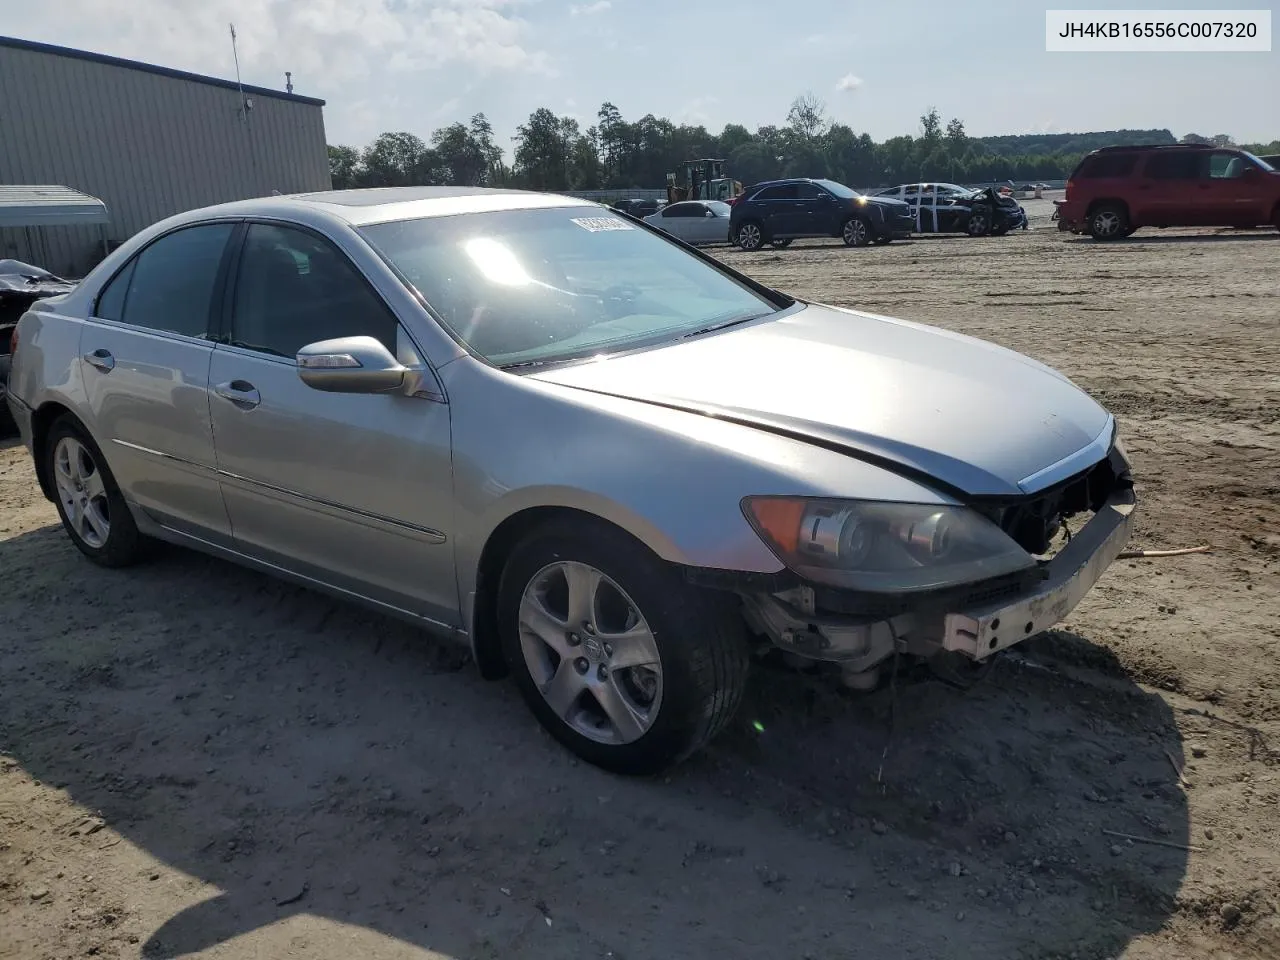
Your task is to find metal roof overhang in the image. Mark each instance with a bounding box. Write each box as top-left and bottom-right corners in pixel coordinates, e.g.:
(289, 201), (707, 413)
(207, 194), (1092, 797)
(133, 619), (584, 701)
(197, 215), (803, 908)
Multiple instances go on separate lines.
(0, 185), (110, 228)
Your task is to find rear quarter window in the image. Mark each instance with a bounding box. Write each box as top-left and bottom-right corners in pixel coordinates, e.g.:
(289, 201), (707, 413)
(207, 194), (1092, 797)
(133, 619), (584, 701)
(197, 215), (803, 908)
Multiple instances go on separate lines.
(1076, 154), (1138, 179)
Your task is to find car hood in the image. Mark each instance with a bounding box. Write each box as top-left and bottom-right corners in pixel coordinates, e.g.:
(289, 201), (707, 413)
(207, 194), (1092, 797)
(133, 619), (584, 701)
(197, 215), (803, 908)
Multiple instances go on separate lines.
(865, 195), (910, 211)
(529, 303), (1112, 497)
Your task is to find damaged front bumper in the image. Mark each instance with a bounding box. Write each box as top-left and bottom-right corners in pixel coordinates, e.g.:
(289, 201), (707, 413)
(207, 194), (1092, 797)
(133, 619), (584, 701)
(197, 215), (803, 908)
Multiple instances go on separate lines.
(740, 486), (1135, 676)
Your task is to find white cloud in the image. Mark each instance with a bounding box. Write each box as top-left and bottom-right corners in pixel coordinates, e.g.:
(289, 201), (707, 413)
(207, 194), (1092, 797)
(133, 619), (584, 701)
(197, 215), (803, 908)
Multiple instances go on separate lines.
(570, 0), (612, 15)
(12, 0), (552, 90)
(835, 73), (864, 93)
(677, 96), (718, 126)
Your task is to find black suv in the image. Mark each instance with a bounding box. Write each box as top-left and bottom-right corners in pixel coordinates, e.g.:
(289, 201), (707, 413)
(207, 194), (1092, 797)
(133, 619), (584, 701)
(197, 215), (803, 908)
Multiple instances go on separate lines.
(728, 178), (913, 250)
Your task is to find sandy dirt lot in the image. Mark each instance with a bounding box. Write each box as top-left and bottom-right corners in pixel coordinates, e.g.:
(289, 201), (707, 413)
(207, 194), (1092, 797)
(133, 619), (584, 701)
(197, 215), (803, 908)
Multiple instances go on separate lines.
(2, 211), (1278, 960)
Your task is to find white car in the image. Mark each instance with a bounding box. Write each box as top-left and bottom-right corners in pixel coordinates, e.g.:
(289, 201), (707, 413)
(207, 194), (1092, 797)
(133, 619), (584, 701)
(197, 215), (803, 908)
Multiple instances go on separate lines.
(643, 200), (732, 246)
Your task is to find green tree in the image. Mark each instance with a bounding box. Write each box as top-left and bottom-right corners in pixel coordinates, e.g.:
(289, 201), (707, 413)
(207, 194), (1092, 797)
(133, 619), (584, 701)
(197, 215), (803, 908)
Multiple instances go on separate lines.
(360, 132), (437, 187)
(327, 144), (361, 189)
(514, 108), (577, 191)
(786, 92), (828, 141)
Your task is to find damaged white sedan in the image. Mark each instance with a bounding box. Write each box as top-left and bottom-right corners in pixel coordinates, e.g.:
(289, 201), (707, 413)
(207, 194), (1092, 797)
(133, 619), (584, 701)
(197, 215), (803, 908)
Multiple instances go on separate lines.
(5, 186), (1134, 775)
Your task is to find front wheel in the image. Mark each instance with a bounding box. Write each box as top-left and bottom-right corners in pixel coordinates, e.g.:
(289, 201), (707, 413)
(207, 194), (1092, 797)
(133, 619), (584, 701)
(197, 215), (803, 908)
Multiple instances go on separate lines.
(965, 212), (990, 236)
(841, 217), (871, 247)
(499, 519), (749, 775)
(46, 417), (150, 567)
(735, 221), (765, 251)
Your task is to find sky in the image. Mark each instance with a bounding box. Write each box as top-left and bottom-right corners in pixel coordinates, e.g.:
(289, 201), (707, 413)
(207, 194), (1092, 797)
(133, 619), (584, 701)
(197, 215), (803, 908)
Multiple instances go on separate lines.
(3, 0), (1276, 153)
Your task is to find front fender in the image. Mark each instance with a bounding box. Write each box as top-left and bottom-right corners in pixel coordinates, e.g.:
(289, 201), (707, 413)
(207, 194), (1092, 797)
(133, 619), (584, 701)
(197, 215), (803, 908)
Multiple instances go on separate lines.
(442, 356), (954, 627)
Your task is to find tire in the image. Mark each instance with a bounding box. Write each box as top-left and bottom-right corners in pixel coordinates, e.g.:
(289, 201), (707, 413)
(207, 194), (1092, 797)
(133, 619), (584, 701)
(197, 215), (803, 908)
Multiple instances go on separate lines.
(0, 353), (15, 439)
(841, 216), (871, 247)
(498, 518), (749, 775)
(46, 416), (150, 567)
(965, 212), (989, 237)
(1088, 204), (1129, 241)
(768, 238), (793, 249)
(735, 221), (765, 251)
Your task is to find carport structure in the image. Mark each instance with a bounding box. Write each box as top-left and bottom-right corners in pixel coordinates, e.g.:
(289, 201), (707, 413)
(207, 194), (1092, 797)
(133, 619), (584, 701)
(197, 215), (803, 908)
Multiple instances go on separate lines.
(0, 185), (109, 275)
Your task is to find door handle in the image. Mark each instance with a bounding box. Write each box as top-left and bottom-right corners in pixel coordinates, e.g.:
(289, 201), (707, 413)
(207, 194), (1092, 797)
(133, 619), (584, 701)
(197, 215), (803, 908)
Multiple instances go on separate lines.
(214, 380), (261, 410)
(83, 349), (115, 372)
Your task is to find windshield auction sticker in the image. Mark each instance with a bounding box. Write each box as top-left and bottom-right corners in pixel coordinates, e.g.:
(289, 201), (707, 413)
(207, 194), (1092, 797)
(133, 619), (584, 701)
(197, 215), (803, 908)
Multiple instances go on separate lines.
(1045, 9), (1271, 51)
(570, 217), (635, 232)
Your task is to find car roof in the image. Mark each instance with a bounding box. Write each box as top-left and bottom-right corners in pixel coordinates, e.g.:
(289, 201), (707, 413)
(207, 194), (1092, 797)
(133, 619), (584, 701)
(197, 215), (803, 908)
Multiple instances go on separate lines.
(156, 186), (600, 232)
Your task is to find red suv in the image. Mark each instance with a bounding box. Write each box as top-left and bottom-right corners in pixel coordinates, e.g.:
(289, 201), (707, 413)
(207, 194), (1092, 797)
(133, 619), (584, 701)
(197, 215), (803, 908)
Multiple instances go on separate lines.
(1055, 144), (1280, 241)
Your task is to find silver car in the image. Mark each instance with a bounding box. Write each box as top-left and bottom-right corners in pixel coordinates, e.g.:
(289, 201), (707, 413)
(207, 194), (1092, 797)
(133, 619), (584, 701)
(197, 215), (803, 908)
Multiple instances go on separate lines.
(5, 187), (1135, 774)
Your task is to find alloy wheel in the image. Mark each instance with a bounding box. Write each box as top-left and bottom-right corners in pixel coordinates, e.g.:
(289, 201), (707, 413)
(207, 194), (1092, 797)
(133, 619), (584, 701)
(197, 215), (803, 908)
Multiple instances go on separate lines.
(1093, 210), (1123, 238)
(843, 218), (868, 246)
(967, 214), (988, 236)
(53, 436), (111, 548)
(737, 223), (762, 250)
(518, 561), (663, 745)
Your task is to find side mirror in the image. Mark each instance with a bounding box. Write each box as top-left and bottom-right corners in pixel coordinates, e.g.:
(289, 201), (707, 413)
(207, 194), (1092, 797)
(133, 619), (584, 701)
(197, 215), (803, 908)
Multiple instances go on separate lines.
(296, 335), (407, 394)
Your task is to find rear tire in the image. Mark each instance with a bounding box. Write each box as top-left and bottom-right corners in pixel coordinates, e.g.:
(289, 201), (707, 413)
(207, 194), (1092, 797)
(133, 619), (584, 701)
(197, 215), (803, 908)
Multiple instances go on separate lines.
(46, 416), (150, 567)
(735, 221), (765, 251)
(1088, 204), (1129, 241)
(498, 518), (749, 775)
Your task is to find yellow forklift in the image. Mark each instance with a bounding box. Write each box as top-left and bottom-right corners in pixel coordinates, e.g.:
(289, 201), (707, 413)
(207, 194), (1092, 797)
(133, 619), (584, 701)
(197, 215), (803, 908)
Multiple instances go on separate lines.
(665, 159), (743, 204)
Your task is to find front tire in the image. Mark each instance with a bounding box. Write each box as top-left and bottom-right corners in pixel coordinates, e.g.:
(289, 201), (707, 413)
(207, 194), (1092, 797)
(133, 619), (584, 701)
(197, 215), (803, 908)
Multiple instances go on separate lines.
(46, 416), (150, 567)
(735, 221), (765, 251)
(1088, 204), (1129, 241)
(498, 519), (749, 775)
(965, 212), (990, 236)
(841, 217), (871, 247)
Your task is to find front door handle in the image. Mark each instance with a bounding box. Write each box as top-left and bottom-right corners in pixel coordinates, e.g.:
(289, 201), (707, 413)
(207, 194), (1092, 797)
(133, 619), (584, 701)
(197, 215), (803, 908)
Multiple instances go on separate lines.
(214, 380), (261, 410)
(83, 349), (115, 372)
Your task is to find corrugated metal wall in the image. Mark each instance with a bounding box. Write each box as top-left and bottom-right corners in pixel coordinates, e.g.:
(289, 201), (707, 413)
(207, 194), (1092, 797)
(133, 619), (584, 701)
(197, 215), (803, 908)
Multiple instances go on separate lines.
(0, 43), (330, 277)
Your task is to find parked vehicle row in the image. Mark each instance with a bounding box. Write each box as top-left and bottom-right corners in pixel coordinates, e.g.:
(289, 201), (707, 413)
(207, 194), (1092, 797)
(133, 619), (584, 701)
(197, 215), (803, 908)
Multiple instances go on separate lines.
(1054, 143), (1280, 240)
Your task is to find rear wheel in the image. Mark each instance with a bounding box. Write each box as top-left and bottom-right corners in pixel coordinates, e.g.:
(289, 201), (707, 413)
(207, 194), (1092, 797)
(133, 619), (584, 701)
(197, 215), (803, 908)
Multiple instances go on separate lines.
(1088, 204), (1129, 241)
(735, 221), (765, 251)
(841, 217), (871, 247)
(499, 519), (749, 775)
(46, 417), (150, 567)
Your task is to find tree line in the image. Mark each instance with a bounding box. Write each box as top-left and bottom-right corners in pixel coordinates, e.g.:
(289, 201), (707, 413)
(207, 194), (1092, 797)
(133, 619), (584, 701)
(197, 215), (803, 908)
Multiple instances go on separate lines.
(328, 95), (1280, 193)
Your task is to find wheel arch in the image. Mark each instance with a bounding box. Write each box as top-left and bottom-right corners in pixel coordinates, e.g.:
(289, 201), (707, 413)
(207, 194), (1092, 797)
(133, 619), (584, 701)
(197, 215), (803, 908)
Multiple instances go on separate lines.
(467, 504), (672, 681)
(1085, 197), (1131, 220)
(29, 400), (77, 502)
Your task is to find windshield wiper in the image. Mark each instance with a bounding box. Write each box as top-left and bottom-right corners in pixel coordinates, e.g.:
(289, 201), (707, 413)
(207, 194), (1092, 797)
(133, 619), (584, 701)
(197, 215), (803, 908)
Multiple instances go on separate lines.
(681, 311), (771, 340)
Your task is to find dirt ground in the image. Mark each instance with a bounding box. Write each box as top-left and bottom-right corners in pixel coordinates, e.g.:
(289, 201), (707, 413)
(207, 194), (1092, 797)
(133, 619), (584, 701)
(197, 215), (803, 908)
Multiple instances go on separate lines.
(2, 203), (1278, 960)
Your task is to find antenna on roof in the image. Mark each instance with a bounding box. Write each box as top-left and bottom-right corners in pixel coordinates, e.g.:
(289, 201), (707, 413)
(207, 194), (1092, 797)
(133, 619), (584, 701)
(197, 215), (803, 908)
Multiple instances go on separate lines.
(229, 23), (250, 120)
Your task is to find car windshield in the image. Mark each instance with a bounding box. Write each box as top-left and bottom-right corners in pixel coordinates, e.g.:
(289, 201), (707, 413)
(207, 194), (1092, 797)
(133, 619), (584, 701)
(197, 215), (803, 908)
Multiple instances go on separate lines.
(1242, 151), (1275, 172)
(360, 207), (784, 367)
(814, 179), (862, 199)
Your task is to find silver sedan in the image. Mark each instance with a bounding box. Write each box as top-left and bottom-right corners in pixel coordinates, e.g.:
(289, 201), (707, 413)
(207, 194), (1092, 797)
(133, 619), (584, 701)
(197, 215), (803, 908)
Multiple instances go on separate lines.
(5, 187), (1135, 774)
(643, 200), (732, 245)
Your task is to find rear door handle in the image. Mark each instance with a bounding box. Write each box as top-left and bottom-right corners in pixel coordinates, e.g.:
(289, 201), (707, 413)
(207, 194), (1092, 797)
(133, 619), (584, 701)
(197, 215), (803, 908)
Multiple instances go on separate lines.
(214, 380), (261, 410)
(83, 349), (115, 372)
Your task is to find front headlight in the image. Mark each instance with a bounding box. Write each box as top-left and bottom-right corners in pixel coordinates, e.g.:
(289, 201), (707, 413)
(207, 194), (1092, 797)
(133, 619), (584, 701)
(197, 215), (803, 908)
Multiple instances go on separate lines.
(741, 497), (1035, 593)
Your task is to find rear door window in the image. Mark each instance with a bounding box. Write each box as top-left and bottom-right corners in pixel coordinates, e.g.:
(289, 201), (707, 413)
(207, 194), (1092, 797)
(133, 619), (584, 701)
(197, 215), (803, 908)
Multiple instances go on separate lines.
(1143, 152), (1203, 180)
(94, 223), (233, 337)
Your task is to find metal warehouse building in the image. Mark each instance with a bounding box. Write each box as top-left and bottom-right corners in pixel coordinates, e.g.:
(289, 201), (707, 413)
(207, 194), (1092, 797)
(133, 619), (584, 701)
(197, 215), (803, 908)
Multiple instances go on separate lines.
(0, 36), (330, 276)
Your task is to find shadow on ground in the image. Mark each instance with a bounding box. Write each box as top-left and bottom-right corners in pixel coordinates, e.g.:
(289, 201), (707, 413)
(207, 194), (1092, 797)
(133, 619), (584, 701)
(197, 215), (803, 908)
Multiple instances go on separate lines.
(0, 527), (1189, 959)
